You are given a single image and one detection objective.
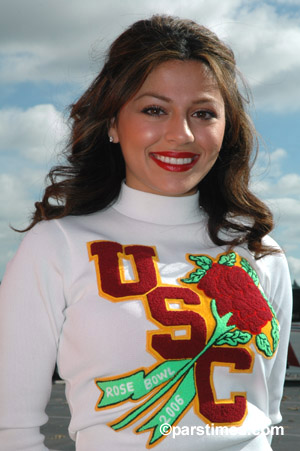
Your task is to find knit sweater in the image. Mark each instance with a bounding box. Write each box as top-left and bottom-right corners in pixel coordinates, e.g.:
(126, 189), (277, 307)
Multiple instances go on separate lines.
(0, 183), (292, 450)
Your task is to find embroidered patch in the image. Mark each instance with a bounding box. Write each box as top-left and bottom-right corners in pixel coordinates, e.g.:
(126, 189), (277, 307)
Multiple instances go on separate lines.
(181, 252), (279, 357)
(88, 242), (279, 448)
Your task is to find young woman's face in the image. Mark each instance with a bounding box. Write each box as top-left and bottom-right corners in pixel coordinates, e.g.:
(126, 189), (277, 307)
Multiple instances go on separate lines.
(109, 59), (226, 197)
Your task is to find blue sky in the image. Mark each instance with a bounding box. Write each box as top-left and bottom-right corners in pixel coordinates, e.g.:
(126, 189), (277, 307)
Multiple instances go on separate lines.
(0, 0), (300, 283)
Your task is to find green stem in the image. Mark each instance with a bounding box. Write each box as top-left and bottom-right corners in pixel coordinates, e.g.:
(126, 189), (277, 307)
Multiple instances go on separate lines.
(112, 299), (235, 430)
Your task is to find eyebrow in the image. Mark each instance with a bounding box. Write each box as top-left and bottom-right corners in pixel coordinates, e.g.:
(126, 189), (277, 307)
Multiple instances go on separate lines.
(134, 92), (221, 105)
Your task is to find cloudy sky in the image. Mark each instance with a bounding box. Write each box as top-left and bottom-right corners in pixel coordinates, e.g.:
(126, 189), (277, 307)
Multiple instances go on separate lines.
(0, 0), (300, 283)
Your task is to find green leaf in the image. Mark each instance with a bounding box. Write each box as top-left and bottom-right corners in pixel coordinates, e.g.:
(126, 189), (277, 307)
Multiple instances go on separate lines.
(218, 252), (236, 267)
(189, 255), (213, 271)
(256, 333), (273, 357)
(181, 268), (206, 284)
(271, 318), (279, 352)
(181, 278), (194, 284)
(216, 329), (252, 346)
(240, 258), (259, 286)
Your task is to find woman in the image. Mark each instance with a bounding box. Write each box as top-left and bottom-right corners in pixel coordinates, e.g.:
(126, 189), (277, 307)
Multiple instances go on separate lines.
(0, 14), (292, 451)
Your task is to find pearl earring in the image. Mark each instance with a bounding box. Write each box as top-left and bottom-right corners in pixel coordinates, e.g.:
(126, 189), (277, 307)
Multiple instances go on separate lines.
(109, 136), (114, 143)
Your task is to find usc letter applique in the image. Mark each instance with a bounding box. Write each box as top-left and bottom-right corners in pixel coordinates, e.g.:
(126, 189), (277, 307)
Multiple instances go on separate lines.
(87, 241), (279, 447)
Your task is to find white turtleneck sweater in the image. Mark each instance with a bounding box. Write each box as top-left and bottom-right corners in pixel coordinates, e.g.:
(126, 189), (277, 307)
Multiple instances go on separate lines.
(0, 183), (292, 450)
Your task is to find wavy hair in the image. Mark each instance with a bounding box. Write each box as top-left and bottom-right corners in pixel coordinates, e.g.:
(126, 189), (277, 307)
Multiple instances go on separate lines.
(22, 14), (277, 258)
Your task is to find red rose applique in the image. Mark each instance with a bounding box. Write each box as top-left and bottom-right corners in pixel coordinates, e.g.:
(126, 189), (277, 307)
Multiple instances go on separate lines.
(196, 262), (272, 335)
(181, 252), (277, 341)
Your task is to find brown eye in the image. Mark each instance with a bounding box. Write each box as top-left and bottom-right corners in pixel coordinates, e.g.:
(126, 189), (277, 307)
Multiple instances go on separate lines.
(193, 110), (216, 120)
(142, 106), (166, 116)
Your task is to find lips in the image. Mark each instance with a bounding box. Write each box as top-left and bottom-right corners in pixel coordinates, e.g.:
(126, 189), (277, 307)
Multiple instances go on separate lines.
(150, 151), (199, 172)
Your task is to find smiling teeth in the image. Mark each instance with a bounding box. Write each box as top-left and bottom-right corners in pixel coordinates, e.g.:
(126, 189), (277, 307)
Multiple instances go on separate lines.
(155, 155), (193, 165)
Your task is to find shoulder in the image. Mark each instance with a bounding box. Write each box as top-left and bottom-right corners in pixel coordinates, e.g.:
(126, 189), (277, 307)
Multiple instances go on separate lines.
(256, 235), (290, 280)
(16, 207), (114, 261)
(9, 218), (77, 274)
(251, 235), (292, 312)
(20, 209), (108, 247)
(20, 219), (68, 254)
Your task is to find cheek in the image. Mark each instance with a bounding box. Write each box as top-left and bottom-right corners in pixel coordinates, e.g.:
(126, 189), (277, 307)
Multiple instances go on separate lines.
(118, 120), (160, 149)
(195, 128), (224, 155)
(135, 123), (162, 144)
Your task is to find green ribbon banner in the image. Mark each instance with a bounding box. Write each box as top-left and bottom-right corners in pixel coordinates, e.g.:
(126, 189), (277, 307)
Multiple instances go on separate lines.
(137, 367), (196, 445)
(96, 359), (190, 408)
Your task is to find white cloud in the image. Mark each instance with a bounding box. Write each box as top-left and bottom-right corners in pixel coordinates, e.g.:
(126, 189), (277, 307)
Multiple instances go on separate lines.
(0, 222), (22, 282)
(1, 0), (300, 111)
(0, 104), (68, 164)
(266, 196), (300, 249)
(0, 103), (68, 279)
(270, 148), (288, 163)
(221, 3), (300, 111)
(253, 172), (300, 198)
(0, 172), (37, 222)
(268, 197), (300, 222)
(249, 146), (300, 282)
(252, 146), (300, 198)
(287, 256), (300, 285)
(277, 174), (300, 195)
(251, 147), (287, 193)
(274, 0), (300, 5)
(0, 171), (34, 279)
(0, 168), (48, 280)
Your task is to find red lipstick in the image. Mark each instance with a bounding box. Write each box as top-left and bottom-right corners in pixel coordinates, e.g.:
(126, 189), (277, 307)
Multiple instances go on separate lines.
(150, 151), (199, 172)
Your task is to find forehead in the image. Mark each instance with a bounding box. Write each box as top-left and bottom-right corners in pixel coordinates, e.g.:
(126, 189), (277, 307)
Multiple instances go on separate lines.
(136, 59), (220, 97)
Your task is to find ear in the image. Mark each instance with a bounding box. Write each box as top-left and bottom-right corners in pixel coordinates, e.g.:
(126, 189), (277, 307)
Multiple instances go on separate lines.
(108, 117), (120, 144)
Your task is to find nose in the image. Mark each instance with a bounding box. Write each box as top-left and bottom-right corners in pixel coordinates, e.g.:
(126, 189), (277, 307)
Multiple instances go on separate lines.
(164, 114), (194, 145)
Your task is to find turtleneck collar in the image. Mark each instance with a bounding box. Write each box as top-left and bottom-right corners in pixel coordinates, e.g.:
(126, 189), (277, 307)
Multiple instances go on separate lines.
(112, 182), (204, 225)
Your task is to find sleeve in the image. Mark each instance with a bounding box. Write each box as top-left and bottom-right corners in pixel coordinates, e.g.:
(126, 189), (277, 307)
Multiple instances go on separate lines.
(260, 246), (293, 426)
(0, 222), (67, 451)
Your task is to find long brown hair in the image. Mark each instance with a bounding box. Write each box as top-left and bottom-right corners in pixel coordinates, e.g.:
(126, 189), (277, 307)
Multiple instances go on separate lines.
(23, 15), (277, 258)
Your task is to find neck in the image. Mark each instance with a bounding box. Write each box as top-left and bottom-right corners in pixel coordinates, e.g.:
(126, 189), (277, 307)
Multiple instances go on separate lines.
(112, 182), (204, 225)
